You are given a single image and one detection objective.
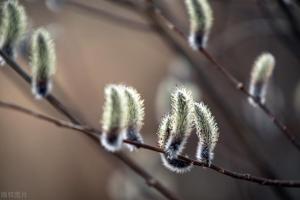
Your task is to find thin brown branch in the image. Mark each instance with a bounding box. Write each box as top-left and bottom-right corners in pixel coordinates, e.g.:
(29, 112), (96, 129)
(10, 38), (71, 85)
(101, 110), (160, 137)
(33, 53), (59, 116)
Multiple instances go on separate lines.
(65, 0), (152, 32)
(142, 0), (300, 152)
(0, 49), (181, 200)
(1, 99), (300, 188)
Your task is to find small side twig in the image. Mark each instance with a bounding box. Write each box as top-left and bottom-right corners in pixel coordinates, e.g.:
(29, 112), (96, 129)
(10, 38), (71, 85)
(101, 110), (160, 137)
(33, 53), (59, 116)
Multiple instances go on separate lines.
(1, 99), (300, 188)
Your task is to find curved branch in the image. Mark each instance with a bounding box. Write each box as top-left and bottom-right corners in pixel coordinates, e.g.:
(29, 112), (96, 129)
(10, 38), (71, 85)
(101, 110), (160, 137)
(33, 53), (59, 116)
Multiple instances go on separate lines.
(1, 100), (300, 188)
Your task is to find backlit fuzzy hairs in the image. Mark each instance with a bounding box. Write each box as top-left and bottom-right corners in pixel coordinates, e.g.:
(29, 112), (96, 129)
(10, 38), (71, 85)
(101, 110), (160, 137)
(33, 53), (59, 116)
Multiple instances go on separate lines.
(157, 115), (193, 173)
(100, 85), (127, 152)
(2, 0), (27, 60)
(0, 4), (8, 49)
(185, 0), (213, 49)
(31, 28), (56, 99)
(158, 114), (171, 149)
(248, 52), (275, 106)
(165, 88), (194, 159)
(194, 102), (219, 166)
(123, 86), (145, 151)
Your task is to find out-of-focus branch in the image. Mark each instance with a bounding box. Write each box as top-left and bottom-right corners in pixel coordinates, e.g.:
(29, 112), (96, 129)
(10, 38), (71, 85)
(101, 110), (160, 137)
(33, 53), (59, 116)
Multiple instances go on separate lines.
(2, 99), (300, 187)
(65, 0), (152, 32)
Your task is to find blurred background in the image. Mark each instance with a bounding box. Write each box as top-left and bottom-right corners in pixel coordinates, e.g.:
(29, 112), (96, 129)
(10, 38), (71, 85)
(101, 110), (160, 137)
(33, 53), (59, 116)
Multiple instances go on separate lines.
(0, 0), (300, 199)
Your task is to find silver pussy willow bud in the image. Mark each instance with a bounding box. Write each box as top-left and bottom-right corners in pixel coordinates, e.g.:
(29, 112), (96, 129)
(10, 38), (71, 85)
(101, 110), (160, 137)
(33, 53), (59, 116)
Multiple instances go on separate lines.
(31, 28), (56, 99)
(2, 0), (27, 60)
(248, 52), (275, 106)
(100, 85), (127, 152)
(157, 114), (193, 173)
(185, 0), (213, 50)
(165, 87), (194, 159)
(123, 86), (145, 151)
(194, 102), (219, 165)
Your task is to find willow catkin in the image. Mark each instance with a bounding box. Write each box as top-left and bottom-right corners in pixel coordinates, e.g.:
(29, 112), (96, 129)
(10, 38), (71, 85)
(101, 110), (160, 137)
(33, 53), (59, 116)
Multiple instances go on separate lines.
(194, 102), (219, 165)
(100, 85), (127, 152)
(185, 0), (213, 49)
(2, 0), (27, 59)
(165, 87), (194, 159)
(31, 28), (56, 99)
(248, 53), (275, 106)
(123, 86), (145, 151)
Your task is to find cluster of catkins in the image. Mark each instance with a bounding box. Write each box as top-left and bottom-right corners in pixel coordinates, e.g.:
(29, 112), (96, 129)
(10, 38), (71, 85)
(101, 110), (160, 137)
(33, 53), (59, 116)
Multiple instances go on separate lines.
(100, 84), (145, 152)
(157, 88), (219, 173)
(99, 85), (220, 173)
(0, 0), (56, 99)
(184, 0), (275, 105)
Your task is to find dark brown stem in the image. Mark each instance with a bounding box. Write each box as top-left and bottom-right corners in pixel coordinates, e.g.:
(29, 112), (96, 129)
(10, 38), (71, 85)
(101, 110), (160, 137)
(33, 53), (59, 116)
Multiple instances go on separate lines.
(1, 99), (300, 188)
(0, 49), (181, 200)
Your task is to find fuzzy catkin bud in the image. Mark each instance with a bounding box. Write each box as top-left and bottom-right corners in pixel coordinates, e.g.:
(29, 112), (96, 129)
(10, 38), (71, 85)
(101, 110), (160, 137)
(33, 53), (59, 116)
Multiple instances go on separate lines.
(123, 86), (145, 151)
(185, 0), (213, 50)
(2, 0), (27, 60)
(194, 102), (219, 165)
(165, 87), (194, 159)
(31, 28), (56, 99)
(100, 85), (127, 152)
(157, 114), (193, 173)
(248, 53), (275, 106)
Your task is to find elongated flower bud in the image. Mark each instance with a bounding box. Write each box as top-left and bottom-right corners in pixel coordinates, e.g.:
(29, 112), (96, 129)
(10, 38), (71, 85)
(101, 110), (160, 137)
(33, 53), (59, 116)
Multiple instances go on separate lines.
(248, 53), (275, 106)
(123, 86), (145, 151)
(165, 88), (194, 159)
(2, 0), (27, 60)
(157, 115), (193, 173)
(100, 85), (127, 152)
(194, 102), (219, 165)
(31, 28), (56, 99)
(185, 0), (213, 49)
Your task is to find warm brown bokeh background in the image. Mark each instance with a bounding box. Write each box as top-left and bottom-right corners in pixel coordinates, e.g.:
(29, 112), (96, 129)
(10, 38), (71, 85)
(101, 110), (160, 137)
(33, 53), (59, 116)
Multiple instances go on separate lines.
(1, 0), (300, 199)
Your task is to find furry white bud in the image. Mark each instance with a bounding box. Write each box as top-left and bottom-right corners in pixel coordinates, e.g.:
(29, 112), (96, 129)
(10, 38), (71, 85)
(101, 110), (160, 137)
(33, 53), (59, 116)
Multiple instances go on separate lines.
(194, 102), (219, 165)
(100, 85), (127, 152)
(2, 0), (27, 60)
(31, 28), (56, 99)
(165, 88), (194, 159)
(185, 0), (213, 49)
(123, 86), (145, 151)
(248, 52), (275, 106)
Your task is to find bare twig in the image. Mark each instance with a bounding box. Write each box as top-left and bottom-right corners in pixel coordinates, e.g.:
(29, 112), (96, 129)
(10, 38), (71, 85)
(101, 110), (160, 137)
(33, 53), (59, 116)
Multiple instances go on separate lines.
(1, 99), (300, 188)
(0, 49), (181, 200)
